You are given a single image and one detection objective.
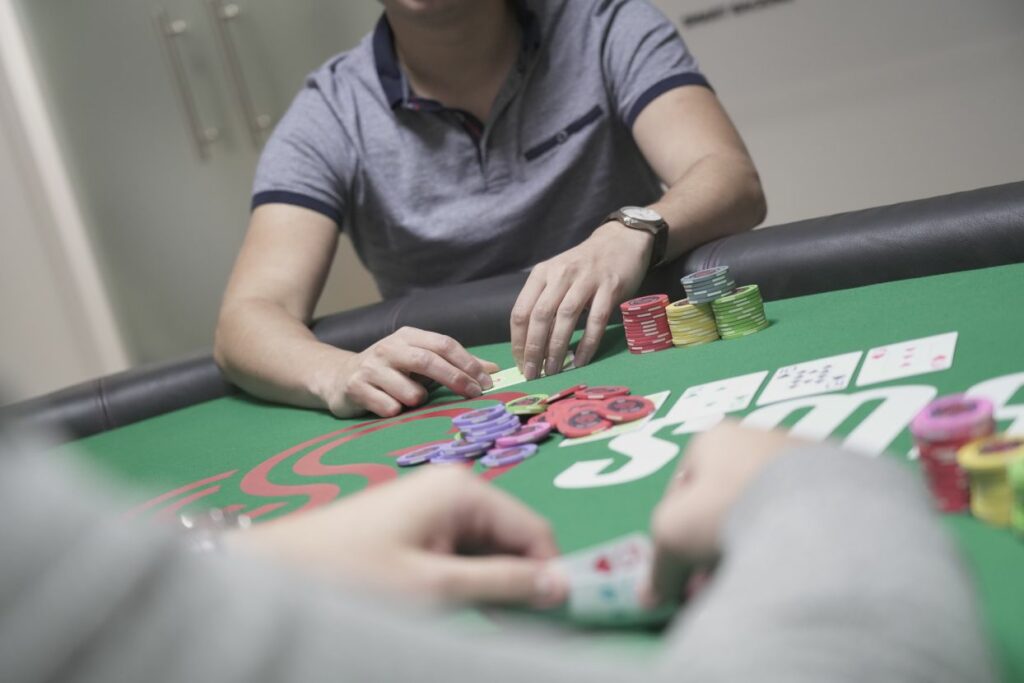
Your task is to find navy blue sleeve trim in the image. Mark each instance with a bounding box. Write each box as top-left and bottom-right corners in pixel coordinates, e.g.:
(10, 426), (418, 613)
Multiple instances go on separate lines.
(251, 190), (342, 226)
(624, 73), (713, 129)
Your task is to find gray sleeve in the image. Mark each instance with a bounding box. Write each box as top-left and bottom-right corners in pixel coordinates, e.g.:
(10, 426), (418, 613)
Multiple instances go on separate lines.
(595, 0), (711, 128)
(661, 444), (998, 683)
(0, 434), (995, 683)
(251, 73), (355, 227)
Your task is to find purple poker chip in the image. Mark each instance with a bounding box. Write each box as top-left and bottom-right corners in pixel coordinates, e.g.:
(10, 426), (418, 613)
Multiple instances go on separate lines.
(480, 444), (539, 468)
(494, 423), (553, 447)
(440, 440), (489, 459)
(396, 443), (446, 467)
(464, 420), (521, 443)
(430, 451), (474, 464)
(452, 404), (509, 428)
(459, 413), (520, 436)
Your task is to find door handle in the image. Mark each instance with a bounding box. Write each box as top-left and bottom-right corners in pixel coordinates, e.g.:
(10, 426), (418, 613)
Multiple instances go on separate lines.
(154, 8), (220, 160)
(205, 0), (271, 150)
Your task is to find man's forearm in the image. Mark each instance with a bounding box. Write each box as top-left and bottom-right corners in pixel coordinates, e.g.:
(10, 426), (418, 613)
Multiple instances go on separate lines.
(662, 446), (996, 683)
(650, 152), (766, 263)
(214, 299), (354, 411)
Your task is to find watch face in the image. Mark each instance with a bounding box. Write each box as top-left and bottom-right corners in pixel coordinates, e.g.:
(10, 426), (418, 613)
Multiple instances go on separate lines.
(622, 206), (662, 222)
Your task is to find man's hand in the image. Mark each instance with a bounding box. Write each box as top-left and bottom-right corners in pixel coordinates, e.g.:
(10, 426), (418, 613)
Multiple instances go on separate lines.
(227, 466), (569, 607)
(510, 222), (652, 378)
(320, 327), (499, 419)
(646, 422), (803, 604)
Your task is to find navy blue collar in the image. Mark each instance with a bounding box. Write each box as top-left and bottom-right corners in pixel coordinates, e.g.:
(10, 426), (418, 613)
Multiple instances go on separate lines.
(373, 0), (541, 111)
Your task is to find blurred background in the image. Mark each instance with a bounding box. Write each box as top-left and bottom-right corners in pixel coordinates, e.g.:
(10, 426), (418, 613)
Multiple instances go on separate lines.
(1, 0), (1022, 403)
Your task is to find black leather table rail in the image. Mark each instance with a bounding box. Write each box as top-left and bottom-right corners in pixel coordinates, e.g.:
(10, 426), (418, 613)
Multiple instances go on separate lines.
(5, 181), (1023, 441)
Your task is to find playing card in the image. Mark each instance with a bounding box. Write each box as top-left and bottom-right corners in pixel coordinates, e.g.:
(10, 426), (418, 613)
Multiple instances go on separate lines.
(483, 351), (575, 393)
(557, 533), (672, 626)
(665, 371), (769, 421)
(855, 332), (957, 386)
(756, 351), (863, 406)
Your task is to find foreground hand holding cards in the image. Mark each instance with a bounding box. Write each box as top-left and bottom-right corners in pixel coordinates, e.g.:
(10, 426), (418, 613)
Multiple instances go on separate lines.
(555, 532), (675, 627)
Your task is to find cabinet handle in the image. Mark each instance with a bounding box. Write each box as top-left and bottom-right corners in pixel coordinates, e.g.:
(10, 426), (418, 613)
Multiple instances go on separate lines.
(154, 9), (220, 161)
(205, 0), (271, 149)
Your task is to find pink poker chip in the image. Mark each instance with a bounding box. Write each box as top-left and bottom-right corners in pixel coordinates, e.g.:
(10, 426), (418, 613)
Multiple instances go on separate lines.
(495, 423), (553, 447)
(910, 394), (995, 442)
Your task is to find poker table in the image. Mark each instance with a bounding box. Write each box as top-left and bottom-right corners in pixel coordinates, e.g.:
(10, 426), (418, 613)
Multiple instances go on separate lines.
(54, 263), (1024, 680)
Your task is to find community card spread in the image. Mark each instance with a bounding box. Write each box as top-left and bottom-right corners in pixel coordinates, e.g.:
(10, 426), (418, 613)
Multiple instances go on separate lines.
(557, 533), (673, 626)
(670, 371), (769, 419)
(756, 351), (863, 406)
(855, 331), (958, 386)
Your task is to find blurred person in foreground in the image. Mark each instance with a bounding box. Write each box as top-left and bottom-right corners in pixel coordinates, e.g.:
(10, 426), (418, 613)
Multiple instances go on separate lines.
(0, 420), (995, 682)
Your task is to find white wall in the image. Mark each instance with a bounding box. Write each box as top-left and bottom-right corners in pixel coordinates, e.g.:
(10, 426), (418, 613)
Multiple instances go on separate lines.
(0, 0), (128, 402)
(655, 0), (1024, 225)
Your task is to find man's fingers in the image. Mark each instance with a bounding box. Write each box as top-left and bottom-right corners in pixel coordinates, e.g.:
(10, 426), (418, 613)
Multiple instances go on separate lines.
(454, 477), (561, 559)
(573, 284), (614, 367)
(399, 328), (493, 390)
(368, 367), (429, 408)
(510, 273), (548, 372)
(543, 283), (592, 376)
(385, 345), (482, 398)
(521, 277), (573, 380)
(345, 382), (403, 418)
(423, 555), (568, 608)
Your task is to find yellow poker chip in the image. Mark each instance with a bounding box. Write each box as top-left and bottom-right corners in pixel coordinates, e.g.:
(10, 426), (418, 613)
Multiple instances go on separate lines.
(957, 435), (1024, 527)
(506, 394), (549, 415)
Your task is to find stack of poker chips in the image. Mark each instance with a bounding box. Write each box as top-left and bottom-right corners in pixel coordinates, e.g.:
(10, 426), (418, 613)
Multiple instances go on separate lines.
(910, 394), (995, 512)
(956, 435), (1024, 527)
(665, 298), (719, 347)
(680, 266), (736, 303)
(1009, 458), (1024, 535)
(619, 294), (673, 354)
(396, 403), (552, 469)
(710, 285), (770, 339)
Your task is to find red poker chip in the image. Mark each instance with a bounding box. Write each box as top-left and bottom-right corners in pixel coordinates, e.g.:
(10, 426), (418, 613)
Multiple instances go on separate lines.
(628, 345), (673, 355)
(527, 412), (550, 426)
(628, 339), (674, 349)
(620, 294), (669, 313)
(576, 385), (630, 400)
(599, 395), (656, 423)
(545, 398), (604, 423)
(543, 384), (588, 405)
(557, 403), (613, 438)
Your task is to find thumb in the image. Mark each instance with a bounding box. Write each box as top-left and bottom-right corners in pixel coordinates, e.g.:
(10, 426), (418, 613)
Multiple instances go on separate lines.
(422, 555), (568, 608)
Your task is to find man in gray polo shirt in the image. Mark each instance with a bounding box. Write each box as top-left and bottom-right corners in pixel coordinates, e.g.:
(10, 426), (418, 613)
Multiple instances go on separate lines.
(215, 0), (765, 418)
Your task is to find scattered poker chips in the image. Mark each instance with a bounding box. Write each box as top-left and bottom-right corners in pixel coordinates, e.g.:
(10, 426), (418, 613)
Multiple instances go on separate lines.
(396, 443), (447, 467)
(481, 444), (540, 468)
(681, 266), (736, 304)
(598, 395), (656, 423)
(665, 298), (719, 347)
(575, 385), (630, 400)
(397, 383), (658, 469)
(620, 294), (673, 354)
(957, 435), (1024, 527)
(910, 394), (995, 512)
(710, 285), (770, 339)
(495, 422), (553, 447)
(558, 402), (613, 438)
(544, 384), (588, 404)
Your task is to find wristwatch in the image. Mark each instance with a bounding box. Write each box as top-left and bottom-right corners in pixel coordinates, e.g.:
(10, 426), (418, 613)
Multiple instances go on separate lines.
(605, 206), (669, 270)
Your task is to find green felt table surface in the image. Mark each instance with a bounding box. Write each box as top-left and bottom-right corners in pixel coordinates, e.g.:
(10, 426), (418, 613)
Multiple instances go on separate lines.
(58, 263), (1024, 680)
